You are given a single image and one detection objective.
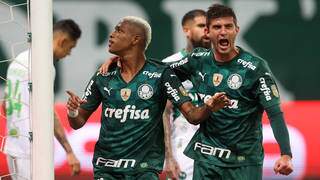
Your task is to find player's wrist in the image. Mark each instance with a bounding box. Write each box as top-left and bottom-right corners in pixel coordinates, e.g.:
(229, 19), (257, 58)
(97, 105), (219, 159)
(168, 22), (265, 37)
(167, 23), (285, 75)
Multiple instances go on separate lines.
(281, 154), (292, 159)
(67, 109), (79, 118)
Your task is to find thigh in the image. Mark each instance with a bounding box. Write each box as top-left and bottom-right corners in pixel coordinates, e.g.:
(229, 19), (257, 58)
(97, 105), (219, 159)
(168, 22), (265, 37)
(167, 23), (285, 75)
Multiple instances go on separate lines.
(94, 172), (124, 180)
(223, 165), (262, 180)
(193, 161), (221, 180)
(132, 171), (159, 180)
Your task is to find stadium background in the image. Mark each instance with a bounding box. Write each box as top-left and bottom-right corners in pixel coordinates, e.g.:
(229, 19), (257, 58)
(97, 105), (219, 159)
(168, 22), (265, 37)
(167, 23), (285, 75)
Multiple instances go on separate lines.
(0, 0), (319, 179)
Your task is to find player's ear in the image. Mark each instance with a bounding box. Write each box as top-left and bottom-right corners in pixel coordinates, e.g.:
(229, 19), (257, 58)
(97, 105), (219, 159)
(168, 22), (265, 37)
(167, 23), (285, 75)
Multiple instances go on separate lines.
(182, 26), (190, 38)
(235, 25), (240, 34)
(58, 33), (71, 48)
(132, 35), (141, 46)
(60, 36), (69, 48)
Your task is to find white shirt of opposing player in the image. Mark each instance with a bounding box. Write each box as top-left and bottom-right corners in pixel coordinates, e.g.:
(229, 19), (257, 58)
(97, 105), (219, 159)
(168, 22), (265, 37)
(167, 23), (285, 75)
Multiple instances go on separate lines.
(163, 51), (199, 180)
(4, 50), (31, 158)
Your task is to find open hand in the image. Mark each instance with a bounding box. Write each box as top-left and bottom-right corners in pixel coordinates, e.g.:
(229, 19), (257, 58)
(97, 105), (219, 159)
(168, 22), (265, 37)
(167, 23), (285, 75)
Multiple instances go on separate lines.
(99, 56), (121, 75)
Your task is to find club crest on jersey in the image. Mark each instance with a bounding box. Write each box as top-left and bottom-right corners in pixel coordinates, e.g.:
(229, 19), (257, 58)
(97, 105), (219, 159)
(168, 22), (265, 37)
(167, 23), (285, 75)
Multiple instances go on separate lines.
(227, 74), (242, 89)
(179, 86), (188, 96)
(213, 73), (223, 86)
(120, 88), (131, 101)
(271, 85), (279, 97)
(138, 84), (153, 100)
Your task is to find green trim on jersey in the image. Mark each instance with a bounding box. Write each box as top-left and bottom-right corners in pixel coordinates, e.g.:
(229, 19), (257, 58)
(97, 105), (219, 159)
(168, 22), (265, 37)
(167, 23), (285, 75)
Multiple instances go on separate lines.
(80, 60), (191, 175)
(170, 47), (281, 167)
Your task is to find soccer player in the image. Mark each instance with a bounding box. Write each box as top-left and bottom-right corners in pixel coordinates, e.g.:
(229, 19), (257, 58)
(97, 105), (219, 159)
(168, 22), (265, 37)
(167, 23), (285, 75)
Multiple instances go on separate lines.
(65, 16), (230, 180)
(4, 19), (82, 180)
(167, 4), (293, 180)
(161, 9), (210, 180)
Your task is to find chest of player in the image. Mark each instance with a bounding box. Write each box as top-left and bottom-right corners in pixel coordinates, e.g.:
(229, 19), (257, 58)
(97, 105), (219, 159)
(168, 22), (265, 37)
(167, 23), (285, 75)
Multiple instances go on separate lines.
(96, 71), (165, 107)
(192, 60), (258, 107)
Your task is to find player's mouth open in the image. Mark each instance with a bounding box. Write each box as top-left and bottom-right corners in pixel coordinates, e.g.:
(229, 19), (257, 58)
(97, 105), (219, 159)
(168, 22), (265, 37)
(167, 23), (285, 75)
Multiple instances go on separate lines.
(218, 39), (229, 49)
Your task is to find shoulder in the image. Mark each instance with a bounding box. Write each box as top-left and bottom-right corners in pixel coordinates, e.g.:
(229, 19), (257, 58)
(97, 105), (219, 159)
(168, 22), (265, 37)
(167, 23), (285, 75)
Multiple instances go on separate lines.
(147, 58), (169, 72)
(142, 59), (171, 78)
(94, 64), (118, 80)
(7, 50), (29, 78)
(236, 47), (270, 72)
(9, 50), (29, 68)
(162, 51), (186, 63)
(190, 47), (211, 58)
(16, 50), (29, 61)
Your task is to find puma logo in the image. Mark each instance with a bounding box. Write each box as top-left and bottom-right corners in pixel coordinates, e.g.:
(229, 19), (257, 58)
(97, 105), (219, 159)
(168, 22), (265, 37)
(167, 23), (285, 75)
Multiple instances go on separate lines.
(103, 87), (112, 96)
(198, 72), (206, 81)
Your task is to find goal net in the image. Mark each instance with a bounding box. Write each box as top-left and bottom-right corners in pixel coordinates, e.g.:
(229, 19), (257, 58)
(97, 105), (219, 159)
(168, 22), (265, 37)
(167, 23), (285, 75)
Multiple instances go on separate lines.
(0, 0), (54, 179)
(0, 1), (31, 179)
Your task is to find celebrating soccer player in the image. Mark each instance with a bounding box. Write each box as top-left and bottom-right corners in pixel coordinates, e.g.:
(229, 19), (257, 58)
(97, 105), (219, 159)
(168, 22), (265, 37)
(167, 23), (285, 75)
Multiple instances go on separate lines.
(168, 4), (294, 180)
(66, 16), (230, 179)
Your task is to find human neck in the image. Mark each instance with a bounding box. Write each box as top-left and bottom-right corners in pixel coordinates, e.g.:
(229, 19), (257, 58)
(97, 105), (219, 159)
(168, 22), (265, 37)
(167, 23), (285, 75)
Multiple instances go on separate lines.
(185, 42), (193, 53)
(119, 51), (146, 83)
(214, 47), (239, 63)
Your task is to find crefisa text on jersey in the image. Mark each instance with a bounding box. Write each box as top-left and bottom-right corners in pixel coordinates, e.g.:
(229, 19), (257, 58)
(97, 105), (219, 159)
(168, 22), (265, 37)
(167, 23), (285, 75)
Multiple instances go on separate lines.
(259, 77), (272, 101)
(142, 71), (161, 78)
(237, 59), (256, 70)
(165, 82), (180, 101)
(104, 105), (150, 123)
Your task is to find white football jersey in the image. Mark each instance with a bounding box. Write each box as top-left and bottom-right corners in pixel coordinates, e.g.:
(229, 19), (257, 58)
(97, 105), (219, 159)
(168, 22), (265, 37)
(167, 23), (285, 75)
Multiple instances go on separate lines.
(4, 50), (31, 157)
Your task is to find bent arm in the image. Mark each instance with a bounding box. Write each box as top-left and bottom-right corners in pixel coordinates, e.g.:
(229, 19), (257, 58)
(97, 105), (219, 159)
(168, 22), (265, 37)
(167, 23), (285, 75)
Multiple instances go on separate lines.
(179, 101), (211, 125)
(178, 92), (230, 125)
(67, 108), (93, 130)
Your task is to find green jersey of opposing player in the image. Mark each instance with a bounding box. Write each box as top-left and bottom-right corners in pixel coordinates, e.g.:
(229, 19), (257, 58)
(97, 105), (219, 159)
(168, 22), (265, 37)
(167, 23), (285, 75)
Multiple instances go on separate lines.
(169, 47), (290, 167)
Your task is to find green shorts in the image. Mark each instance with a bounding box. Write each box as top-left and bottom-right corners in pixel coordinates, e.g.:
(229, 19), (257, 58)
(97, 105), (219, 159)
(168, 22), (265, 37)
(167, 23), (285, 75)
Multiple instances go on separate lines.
(193, 161), (262, 180)
(94, 170), (159, 180)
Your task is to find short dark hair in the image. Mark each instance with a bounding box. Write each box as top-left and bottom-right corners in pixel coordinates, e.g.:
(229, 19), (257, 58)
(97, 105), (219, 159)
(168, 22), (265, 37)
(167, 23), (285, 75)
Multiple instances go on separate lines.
(53, 19), (81, 41)
(207, 4), (237, 26)
(181, 9), (206, 26)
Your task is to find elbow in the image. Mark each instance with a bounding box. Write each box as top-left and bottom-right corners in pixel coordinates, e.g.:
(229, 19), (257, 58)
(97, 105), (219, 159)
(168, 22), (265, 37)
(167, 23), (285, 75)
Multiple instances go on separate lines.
(186, 117), (201, 125)
(70, 123), (82, 130)
(68, 119), (84, 130)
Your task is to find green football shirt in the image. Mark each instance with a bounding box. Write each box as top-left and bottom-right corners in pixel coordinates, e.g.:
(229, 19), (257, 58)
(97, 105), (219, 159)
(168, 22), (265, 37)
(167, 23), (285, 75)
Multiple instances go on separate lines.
(162, 49), (201, 119)
(169, 47), (281, 167)
(80, 60), (191, 175)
